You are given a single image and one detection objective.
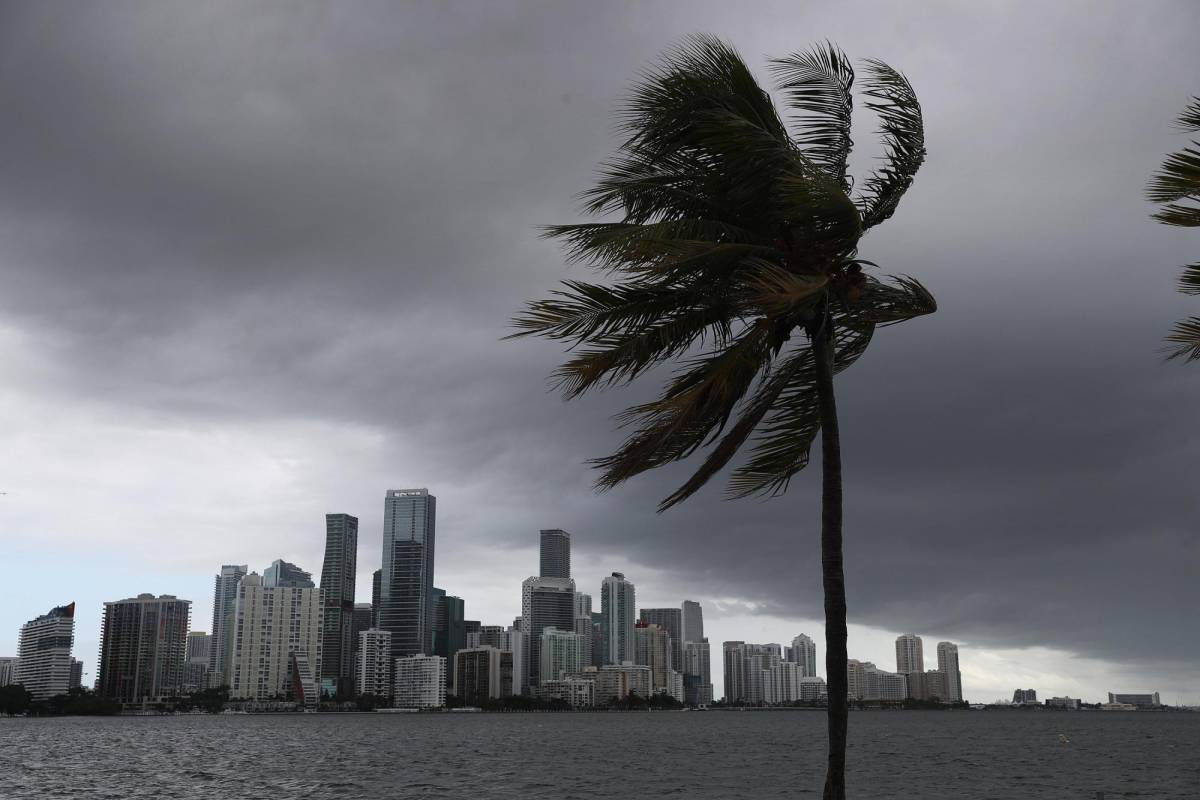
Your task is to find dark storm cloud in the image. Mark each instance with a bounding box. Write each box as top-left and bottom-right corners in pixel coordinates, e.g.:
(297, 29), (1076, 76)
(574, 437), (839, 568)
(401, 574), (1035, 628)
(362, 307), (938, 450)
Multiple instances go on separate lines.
(2, 0), (1198, 676)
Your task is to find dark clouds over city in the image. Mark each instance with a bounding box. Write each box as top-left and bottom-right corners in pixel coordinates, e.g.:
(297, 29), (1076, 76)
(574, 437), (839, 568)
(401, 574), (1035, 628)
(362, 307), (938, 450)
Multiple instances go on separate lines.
(1, 1), (1197, 699)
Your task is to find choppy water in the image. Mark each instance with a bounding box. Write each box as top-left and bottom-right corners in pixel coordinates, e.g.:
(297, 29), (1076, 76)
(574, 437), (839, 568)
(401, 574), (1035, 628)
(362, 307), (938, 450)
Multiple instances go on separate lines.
(2, 710), (1197, 799)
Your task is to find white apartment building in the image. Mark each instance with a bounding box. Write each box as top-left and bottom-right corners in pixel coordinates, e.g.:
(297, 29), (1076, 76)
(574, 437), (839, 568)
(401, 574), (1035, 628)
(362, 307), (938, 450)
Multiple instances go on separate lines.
(786, 634), (818, 677)
(227, 574), (324, 702)
(357, 628), (393, 697)
(539, 629), (584, 683)
(895, 634), (924, 674)
(937, 642), (963, 702)
(394, 654), (446, 709)
(16, 603), (76, 700)
(537, 677), (595, 708)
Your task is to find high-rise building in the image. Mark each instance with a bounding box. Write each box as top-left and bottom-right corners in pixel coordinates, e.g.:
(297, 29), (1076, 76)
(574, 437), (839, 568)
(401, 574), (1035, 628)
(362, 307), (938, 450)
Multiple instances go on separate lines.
(350, 603), (373, 667)
(539, 629), (585, 683)
(226, 574), (323, 701)
(908, 669), (946, 701)
(895, 634), (924, 674)
(574, 592), (592, 617)
(786, 634), (818, 677)
(848, 660), (907, 701)
(573, 614), (594, 668)
(15, 603), (76, 700)
(594, 662), (652, 702)
(539, 529), (571, 579)
(183, 632), (210, 692)
(320, 513), (359, 690)
(394, 654), (446, 709)
(356, 629), (393, 697)
(208, 564), (247, 685)
(936, 641), (962, 703)
(765, 661), (808, 705)
(380, 489), (436, 660)
(453, 646), (513, 703)
(0, 657), (20, 687)
(521, 576), (575, 689)
(633, 622), (673, 694)
(600, 573), (636, 665)
(263, 559), (314, 588)
(97, 594), (191, 706)
(639, 608), (682, 673)
(371, 569), (382, 628)
(683, 639), (713, 706)
(1013, 688), (1038, 705)
(681, 600), (704, 643)
(590, 611), (606, 667)
(723, 642), (781, 705)
(432, 591), (466, 666)
(69, 659), (83, 689)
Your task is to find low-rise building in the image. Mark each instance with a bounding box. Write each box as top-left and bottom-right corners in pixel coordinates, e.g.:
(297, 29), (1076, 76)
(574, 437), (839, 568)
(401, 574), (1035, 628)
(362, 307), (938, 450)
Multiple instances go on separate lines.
(537, 677), (594, 708)
(1107, 692), (1160, 707)
(394, 654), (445, 709)
(1046, 696), (1081, 709)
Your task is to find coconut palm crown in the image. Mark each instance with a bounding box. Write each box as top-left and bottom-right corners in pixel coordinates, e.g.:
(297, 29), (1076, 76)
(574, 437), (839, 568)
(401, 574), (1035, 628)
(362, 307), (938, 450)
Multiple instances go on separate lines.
(1149, 96), (1200, 361)
(512, 35), (935, 506)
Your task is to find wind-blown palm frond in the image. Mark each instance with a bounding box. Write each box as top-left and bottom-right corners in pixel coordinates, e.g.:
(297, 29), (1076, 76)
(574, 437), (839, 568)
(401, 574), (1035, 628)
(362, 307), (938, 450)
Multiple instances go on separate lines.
(856, 60), (926, 230)
(514, 34), (934, 507)
(1149, 97), (1200, 360)
(770, 43), (855, 189)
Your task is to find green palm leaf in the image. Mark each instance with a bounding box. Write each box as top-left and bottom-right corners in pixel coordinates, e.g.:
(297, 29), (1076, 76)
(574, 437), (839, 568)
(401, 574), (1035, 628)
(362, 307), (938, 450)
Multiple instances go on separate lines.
(856, 60), (927, 230)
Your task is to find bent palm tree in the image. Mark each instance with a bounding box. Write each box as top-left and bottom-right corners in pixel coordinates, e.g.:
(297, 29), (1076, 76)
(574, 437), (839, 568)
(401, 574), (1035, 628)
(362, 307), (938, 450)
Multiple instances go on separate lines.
(512, 36), (935, 799)
(1149, 96), (1200, 360)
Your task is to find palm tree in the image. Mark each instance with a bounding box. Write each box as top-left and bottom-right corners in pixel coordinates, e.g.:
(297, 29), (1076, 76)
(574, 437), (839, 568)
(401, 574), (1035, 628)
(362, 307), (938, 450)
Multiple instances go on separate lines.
(511, 36), (935, 799)
(1149, 97), (1200, 361)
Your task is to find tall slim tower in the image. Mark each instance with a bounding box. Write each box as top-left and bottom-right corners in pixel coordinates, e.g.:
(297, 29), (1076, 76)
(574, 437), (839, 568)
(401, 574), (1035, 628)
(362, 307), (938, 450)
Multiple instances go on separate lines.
(15, 603), (76, 700)
(380, 489), (436, 659)
(521, 576), (575, 689)
(681, 600), (704, 643)
(539, 529), (571, 579)
(320, 513), (359, 688)
(787, 633), (818, 677)
(639, 607), (683, 672)
(208, 564), (247, 684)
(371, 568), (382, 627)
(97, 594), (191, 705)
(600, 572), (636, 665)
(937, 641), (962, 702)
(895, 633), (924, 674)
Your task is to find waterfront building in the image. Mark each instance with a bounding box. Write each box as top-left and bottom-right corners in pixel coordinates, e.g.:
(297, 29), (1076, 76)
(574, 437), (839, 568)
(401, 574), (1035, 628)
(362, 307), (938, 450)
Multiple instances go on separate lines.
(1047, 696), (1081, 709)
(1013, 688), (1038, 705)
(665, 669), (684, 703)
(594, 662), (651, 702)
(209, 565), (247, 684)
(380, 489), (437, 660)
(69, 658), (83, 689)
(182, 632), (210, 692)
(600, 572), (636, 665)
(394, 654), (446, 709)
(681, 600), (704, 643)
(846, 660), (867, 700)
(97, 594), (191, 706)
(683, 639), (713, 705)
(320, 513), (359, 691)
(15, 603), (76, 700)
(453, 646), (513, 704)
(0, 657), (19, 686)
(724, 642), (781, 705)
(799, 676), (828, 701)
(540, 628), (585, 683)
(521, 575), (575, 689)
(765, 661), (806, 705)
(895, 633), (924, 674)
(538, 677), (594, 708)
(263, 559), (314, 588)
(539, 529), (571, 579)
(633, 622), (673, 693)
(1107, 692), (1161, 707)
(907, 669), (947, 702)
(935, 641), (962, 702)
(639, 608), (682, 674)
(573, 613), (594, 667)
(785, 634), (818, 678)
(227, 573), (323, 701)
(431, 590), (466, 665)
(356, 628), (393, 698)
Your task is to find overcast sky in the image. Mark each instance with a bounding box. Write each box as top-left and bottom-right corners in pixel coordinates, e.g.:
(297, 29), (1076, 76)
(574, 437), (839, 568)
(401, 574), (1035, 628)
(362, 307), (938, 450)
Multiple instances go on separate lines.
(2, 0), (1198, 704)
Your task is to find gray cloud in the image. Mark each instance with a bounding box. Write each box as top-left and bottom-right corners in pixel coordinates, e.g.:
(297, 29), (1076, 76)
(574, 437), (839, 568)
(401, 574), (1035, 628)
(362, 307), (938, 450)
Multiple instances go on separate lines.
(1, 0), (1198, 688)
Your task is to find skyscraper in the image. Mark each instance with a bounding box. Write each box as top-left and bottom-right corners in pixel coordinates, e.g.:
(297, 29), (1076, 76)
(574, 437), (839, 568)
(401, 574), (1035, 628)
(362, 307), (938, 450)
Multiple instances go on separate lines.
(522, 576), (575, 689)
(633, 622), (672, 693)
(539, 529), (571, 579)
(97, 594), (191, 706)
(262, 559), (314, 588)
(539, 629), (585, 683)
(15, 603), (76, 700)
(208, 564), (247, 685)
(683, 639), (713, 705)
(937, 641), (962, 702)
(380, 489), (436, 659)
(184, 631), (210, 692)
(0, 657), (20, 687)
(600, 572), (636, 665)
(69, 659), (83, 689)
(227, 573), (323, 701)
(431, 591), (466, 666)
(371, 568), (382, 628)
(895, 633), (924, 674)
(350, 603), (373, 669)
(786, 633), (818, 677)
(453, 646), (513, 703)
(639, 608), (683, 672)
(320, 513), (359, 690)
(682, 600), (704, 643)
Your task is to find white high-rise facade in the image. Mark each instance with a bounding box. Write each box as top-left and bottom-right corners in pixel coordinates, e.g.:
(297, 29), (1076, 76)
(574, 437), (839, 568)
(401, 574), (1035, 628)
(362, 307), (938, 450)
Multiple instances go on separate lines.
(209, 564), (247, 685)
(357, 628), (393, 697)
(895, 633), (924, 674)
(786, 633), (818, 677)
(600, 572), (636, 665)
(15, 603), (76, 700)
(539, 629), (584, 683)
(937, 641), (962, 702)
(394, 654), (446, 708)
(227, 574), (323, 701)
(683, 639), (713, 705)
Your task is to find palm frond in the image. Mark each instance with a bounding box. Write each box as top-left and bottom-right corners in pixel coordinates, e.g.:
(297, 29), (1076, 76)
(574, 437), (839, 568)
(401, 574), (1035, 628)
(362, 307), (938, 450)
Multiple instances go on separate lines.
(1148, 98), (1200, 228)
(1178, 262), (1200, 295)
(855, 60), (926, 230)
(508, 280), (690, 343)
(1165, 316), (1200, 362)
(770, 43), (855, 189)
(845, 274), (938, 326)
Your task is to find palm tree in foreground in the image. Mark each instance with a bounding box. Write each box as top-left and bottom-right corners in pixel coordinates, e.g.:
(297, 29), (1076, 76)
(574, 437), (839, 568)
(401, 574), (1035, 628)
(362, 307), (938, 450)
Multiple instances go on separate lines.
(1149, 96), (1200, 360)
(511, 36), (936, 799)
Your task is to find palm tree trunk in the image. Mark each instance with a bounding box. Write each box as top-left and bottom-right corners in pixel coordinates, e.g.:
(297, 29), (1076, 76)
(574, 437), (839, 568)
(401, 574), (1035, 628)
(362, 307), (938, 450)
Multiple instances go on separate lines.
(811, 313), (848, 800)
